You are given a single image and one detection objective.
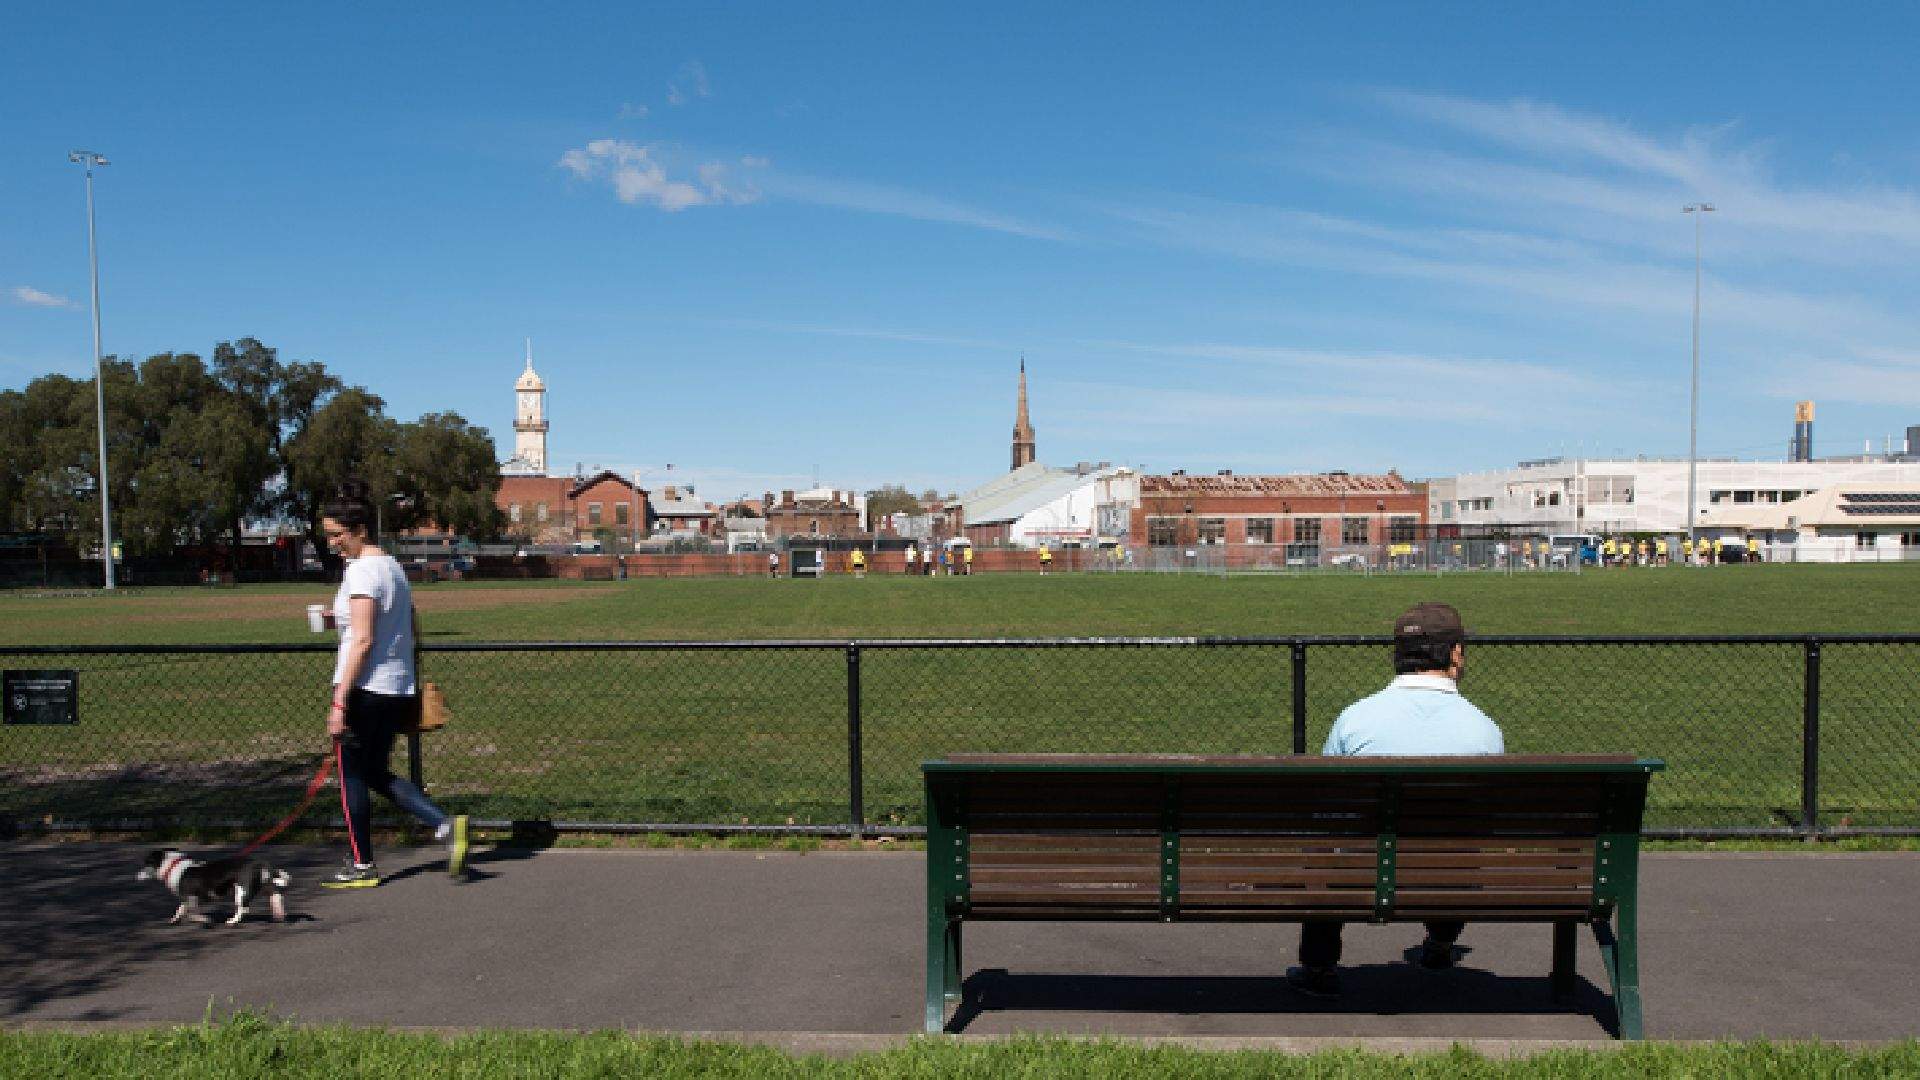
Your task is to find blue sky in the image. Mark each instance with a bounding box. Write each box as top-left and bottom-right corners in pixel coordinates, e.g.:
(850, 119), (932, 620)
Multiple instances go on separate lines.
(7, 5), (1920, 499)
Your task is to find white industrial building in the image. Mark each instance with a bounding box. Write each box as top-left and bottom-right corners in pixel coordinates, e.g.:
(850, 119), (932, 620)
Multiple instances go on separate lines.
(956, 462), (1137, 548)
(1429, 456), (1920, 537)
(1700, 487), (1920, 562)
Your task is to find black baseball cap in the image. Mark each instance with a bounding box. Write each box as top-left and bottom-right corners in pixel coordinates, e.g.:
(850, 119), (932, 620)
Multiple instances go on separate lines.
(1394, 602), (1465, 644)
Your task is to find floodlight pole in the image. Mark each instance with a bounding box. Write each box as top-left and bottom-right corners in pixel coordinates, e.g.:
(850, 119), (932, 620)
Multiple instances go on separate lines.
(1683, 203), (1714, 547)
(70, 150), (114, 589)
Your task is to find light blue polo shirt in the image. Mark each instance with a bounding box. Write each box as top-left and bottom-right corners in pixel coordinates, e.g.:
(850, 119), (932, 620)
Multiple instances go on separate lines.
(1323, 673), (1505, 756)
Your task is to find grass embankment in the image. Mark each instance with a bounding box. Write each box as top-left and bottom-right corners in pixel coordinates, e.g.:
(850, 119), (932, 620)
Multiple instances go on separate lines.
(2, 569), (1915, 831)
(4, 1017), (1919, 1078)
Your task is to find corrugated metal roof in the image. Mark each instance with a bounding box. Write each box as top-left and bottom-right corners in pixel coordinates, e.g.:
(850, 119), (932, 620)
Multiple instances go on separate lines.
(651, 497), (713, 517)
(1700, 485), (1920, 529)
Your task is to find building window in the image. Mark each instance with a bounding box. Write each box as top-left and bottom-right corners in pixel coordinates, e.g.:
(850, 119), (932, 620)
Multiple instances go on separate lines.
(1247, 517), (1275, 544)
(1857, 532), (1875, 548)
(1903, 531), (1920, 547)
(1388, 516), (1417, 545)
(1342, 517), (1369, 545)
(1148, 517), (1177, 546)
(588, 502), (603, 526)
(1199, 518), (1226, 545)
(1710, 490), (1731, 505)
(509, 503), (522, 524)
(1734, 490), (1755, 504)
(615, 503), (630, 526)
(1294, 517), (1321, 546)
(536, 502), (549, 523)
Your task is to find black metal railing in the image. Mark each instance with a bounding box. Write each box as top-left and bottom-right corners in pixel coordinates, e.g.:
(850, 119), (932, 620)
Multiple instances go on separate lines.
(3, 635), (1916, 839)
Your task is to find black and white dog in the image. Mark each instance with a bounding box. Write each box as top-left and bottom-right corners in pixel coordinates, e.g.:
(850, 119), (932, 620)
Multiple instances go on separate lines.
(137, 850), (290, 926)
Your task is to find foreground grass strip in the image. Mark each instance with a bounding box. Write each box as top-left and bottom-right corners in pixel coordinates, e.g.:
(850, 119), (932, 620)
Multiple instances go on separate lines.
(6, 1018), (1920, 1078)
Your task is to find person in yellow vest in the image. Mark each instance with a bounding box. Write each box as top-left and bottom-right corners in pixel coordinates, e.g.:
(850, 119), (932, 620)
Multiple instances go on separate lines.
(1635, 539), (1647, 565)
(963, 544), (973, 575)
(850, 548), (866, 578)
(1711, 537), (1724, 564)
(1655, 538), (1668, 565)
(1601, 538), (1615, 566)
(1680, 537), (1693, 565)
(1038, 544), (1052, 575)
(1521, 539), (1533, 568)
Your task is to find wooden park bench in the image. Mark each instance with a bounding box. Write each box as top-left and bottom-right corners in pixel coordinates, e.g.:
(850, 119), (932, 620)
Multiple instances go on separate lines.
(922, 753), (1664, 1038)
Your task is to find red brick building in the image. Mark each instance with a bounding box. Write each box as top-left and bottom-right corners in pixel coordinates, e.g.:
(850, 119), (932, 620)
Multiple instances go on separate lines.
(762, 488), (863, 539)
(1131, 471), (1426, 552)
(497, 470), (650, 547)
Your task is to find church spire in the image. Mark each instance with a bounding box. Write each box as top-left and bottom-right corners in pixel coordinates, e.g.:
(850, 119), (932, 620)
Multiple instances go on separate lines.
(1011, 356), (1036, 471)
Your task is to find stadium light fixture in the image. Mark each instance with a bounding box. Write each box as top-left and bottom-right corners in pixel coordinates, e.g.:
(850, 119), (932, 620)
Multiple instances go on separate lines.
(68, 150), (114, 589)
(1683, 204), (1715, 546)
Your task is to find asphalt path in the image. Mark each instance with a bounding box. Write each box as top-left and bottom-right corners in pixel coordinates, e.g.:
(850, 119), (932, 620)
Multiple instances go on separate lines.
(6, 844), (1918, 1042)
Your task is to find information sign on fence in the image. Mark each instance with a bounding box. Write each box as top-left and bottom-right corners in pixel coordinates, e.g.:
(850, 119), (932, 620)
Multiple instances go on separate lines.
(4, 670), (79, 725)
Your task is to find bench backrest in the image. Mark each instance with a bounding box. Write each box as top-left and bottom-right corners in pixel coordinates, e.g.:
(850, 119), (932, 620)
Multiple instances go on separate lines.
(924, 755), (1663, 923)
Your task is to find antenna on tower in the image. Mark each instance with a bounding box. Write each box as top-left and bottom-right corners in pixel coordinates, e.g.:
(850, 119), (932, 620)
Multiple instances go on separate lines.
(525, 338), (534, 370)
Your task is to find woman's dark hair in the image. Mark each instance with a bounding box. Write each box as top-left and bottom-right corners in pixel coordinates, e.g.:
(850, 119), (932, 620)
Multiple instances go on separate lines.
(321, 480), (377, 539)
(1393, 635), (1462, 675)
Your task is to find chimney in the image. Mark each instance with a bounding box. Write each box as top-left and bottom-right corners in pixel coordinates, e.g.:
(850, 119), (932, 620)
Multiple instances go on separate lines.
(1793, 401), (1815, 462)
(782, 490), (795, 507)
(664, 485), (678, 501)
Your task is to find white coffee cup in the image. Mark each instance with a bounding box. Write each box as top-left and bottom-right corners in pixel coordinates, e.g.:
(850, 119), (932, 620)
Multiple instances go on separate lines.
(306, 605), (328, 633)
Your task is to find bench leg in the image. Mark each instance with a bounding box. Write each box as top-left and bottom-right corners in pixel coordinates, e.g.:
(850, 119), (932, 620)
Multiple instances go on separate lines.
(925, 915), (949, 1033)
(1591, 907), (1645, 1040)
(944, 919), (964, 1004)
(1551, 920), (1577, 1000)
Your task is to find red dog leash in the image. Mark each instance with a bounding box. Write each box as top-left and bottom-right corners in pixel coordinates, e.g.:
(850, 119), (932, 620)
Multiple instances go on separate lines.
(236, 752), (336, 857)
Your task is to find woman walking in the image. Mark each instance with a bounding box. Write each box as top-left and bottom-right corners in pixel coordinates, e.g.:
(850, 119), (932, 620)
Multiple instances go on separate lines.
(320, 482), (468, 887)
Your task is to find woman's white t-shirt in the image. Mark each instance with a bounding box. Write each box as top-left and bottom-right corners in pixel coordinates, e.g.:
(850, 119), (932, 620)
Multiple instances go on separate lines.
(331, 554), (416, 696)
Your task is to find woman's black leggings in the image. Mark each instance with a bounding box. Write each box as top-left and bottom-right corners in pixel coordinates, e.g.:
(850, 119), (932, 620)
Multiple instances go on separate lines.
(334, 688), (448, 864)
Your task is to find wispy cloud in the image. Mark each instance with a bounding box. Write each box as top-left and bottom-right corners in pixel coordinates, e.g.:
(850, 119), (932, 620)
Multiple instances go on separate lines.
(667, 60), (711, 107)
(10, 286), (76, 309)
(753, 170), (1069, 241)
(617, 102), (649, 121)
(557, 139), (759, 211)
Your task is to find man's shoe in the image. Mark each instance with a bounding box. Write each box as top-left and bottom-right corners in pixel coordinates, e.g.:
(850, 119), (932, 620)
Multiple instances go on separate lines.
(447, 815), (469, 876)
(1418, 938), (1457, 970)
(1284, 964), (1341, 999)
(321, 862), (381, 889)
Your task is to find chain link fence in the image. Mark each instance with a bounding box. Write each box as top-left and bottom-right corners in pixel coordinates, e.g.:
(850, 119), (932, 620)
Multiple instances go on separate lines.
(3, 636), (1915, 838)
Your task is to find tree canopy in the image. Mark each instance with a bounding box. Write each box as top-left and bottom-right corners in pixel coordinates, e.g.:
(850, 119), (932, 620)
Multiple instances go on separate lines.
(0, 338), (503, 562)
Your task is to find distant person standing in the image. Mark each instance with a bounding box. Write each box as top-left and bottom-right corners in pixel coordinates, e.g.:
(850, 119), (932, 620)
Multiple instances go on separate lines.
(768, 551), (780, 578)
(963, 544), (974, 575)
(905, 544), (918, 576)
(1288, 602), (1502, 998)
(850, 548), (866, 578)
(1038, 544), (1053, 575)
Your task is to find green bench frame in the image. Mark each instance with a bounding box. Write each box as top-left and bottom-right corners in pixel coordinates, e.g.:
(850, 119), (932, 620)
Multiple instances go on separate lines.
(923, 754), (1664, 1037)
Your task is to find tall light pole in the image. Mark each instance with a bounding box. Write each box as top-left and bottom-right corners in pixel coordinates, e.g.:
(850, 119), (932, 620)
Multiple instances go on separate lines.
(69, 150), (114, 590)
(1683, 203), (1714, 547)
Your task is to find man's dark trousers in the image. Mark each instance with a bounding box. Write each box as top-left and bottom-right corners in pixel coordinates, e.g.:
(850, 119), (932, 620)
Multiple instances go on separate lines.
(1300, 920), (1465, 967)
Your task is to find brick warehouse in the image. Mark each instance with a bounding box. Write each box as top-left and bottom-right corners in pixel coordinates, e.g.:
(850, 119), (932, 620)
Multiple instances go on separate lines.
(1131, 471), (1427, 553)
(498, 470), (650, 547)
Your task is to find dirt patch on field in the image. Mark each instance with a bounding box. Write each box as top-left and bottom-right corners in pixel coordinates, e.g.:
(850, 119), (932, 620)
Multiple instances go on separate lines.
(48, 585), (618, 626)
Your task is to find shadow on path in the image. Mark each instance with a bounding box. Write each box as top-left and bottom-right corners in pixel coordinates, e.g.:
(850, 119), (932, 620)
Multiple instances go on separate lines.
(0, 844), (334, 1020)
(946, 963), (1616, 1036)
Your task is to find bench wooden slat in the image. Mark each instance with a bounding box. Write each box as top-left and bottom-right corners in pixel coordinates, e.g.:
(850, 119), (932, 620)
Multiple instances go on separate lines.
(971, 850), (1161, 867)
(1180, 867), (1379, 886)
(972, 867), (1159, 885)
(972, 833), (1158, 850)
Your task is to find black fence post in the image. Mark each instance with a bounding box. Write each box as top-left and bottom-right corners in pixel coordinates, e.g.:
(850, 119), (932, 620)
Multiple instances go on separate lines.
(1802, 637), (1821, 836)
(1291, 642), (1309, 754)
(407, 732), (424, 791)
(847, 643), (864, 839)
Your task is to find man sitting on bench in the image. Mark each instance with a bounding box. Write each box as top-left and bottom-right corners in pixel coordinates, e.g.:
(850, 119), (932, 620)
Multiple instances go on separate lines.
(1288, 601), (1506, 998)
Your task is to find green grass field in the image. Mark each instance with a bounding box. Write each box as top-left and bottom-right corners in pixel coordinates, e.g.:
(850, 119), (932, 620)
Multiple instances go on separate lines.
(2, 566), (1916, 832)
(5, 1016), (1918, 1078)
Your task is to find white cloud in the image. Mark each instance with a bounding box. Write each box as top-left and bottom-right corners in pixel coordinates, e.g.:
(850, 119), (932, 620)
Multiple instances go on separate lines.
(11, 286), (76, 309)
(557, 139), (759, 212)
(667, 60), (710, 107)
(617, 102), (649, 120)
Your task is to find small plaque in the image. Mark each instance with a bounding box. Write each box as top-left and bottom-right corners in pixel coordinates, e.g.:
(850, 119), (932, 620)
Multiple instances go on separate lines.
(4, 670), (78, 725)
